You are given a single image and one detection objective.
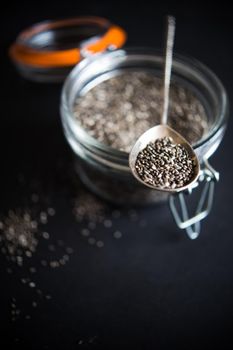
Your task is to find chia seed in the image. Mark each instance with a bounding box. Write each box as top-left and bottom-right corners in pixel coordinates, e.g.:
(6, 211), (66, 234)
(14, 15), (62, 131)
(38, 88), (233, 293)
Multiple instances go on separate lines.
(135, 136), (196, 189)
(73, 71), (208, 152)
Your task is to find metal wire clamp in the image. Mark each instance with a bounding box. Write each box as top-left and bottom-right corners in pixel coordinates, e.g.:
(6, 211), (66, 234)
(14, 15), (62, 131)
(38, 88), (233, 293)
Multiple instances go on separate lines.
(169, 159), (219, 239)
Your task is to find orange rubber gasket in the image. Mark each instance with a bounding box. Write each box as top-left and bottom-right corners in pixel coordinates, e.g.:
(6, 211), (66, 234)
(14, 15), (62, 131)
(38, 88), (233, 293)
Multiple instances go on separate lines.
(9, 17), (127, 68)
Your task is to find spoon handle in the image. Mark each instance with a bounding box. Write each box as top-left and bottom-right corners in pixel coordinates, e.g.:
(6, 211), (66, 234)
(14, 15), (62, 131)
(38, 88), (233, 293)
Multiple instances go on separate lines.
(161, 16), (176, 125)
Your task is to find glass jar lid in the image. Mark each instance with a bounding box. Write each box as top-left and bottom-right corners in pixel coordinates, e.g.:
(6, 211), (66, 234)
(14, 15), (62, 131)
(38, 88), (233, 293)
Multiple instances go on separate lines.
(9, 16), (127, 82)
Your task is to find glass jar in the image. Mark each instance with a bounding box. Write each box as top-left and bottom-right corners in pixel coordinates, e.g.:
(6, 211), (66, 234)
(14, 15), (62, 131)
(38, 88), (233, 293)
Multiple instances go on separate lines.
(60, 48), (228, 237)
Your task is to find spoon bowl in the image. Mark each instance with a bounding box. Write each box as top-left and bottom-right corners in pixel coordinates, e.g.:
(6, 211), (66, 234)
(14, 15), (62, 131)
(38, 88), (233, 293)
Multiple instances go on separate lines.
(129, 124), (200, 193)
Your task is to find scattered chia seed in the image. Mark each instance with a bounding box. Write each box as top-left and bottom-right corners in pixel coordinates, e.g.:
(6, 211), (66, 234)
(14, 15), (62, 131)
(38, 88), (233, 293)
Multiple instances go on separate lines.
(113, 231), (122, 239)
(59, 258), (66, 265)
(73, 72), (208, 152)
(1, 169), (147, 325)
(50, 260), (59, 268)
(96, 240), (104, 248)
(29, 282), (36, 288)
(47, 207), (56, 216)
(135, 136), (196, 189)
(42, 232), (50, 239)
(81, 228), (90, 237)
(103, 219), (112, 228)
(0, 180), (78, 326)
(40, 212), (48, 224)
(25, 250), (32, 257)
(63, 254), (69, 261)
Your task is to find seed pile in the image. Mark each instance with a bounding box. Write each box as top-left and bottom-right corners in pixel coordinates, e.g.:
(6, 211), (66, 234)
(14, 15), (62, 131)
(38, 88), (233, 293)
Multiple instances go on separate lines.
(74, 71), (208, 152)
(1, 165), (147, 325)
(0, 209), (39, 263)
(0, 207), (57, 265)
(72, 181), (145, 247)
(73, 191), (106, 225)
(135, 137), (195, 189)
(0, 189), (74, 322)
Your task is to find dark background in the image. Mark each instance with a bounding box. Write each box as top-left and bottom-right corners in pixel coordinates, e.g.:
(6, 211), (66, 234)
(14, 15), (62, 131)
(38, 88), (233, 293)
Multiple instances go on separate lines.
(1, 1), (233, 349)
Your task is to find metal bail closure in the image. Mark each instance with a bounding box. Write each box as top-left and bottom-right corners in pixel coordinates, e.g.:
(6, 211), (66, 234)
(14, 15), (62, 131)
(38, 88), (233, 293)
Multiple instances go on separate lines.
(169, 159), (219, 239)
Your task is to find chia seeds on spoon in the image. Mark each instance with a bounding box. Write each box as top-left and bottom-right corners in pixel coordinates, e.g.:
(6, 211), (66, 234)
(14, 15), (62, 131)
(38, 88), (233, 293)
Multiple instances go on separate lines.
(135, 136), (196, 189)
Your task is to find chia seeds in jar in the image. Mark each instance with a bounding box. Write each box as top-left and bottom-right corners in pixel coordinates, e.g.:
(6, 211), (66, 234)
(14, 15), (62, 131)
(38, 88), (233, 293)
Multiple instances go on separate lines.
(73, 72), (208, 152)
(61, 49), (228, 205)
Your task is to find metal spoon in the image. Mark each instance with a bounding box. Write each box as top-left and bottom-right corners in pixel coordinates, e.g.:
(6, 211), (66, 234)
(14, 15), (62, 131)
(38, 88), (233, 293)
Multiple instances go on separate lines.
(129, 16), (200, 193)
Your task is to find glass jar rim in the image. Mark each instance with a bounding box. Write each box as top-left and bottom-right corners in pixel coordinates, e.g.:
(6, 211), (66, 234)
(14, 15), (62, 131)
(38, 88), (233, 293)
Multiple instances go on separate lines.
(61, 47), (229, 160)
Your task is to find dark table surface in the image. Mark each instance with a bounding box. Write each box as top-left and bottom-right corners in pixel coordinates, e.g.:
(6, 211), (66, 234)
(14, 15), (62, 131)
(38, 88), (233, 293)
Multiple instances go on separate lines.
(1, 2), (233, 349)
